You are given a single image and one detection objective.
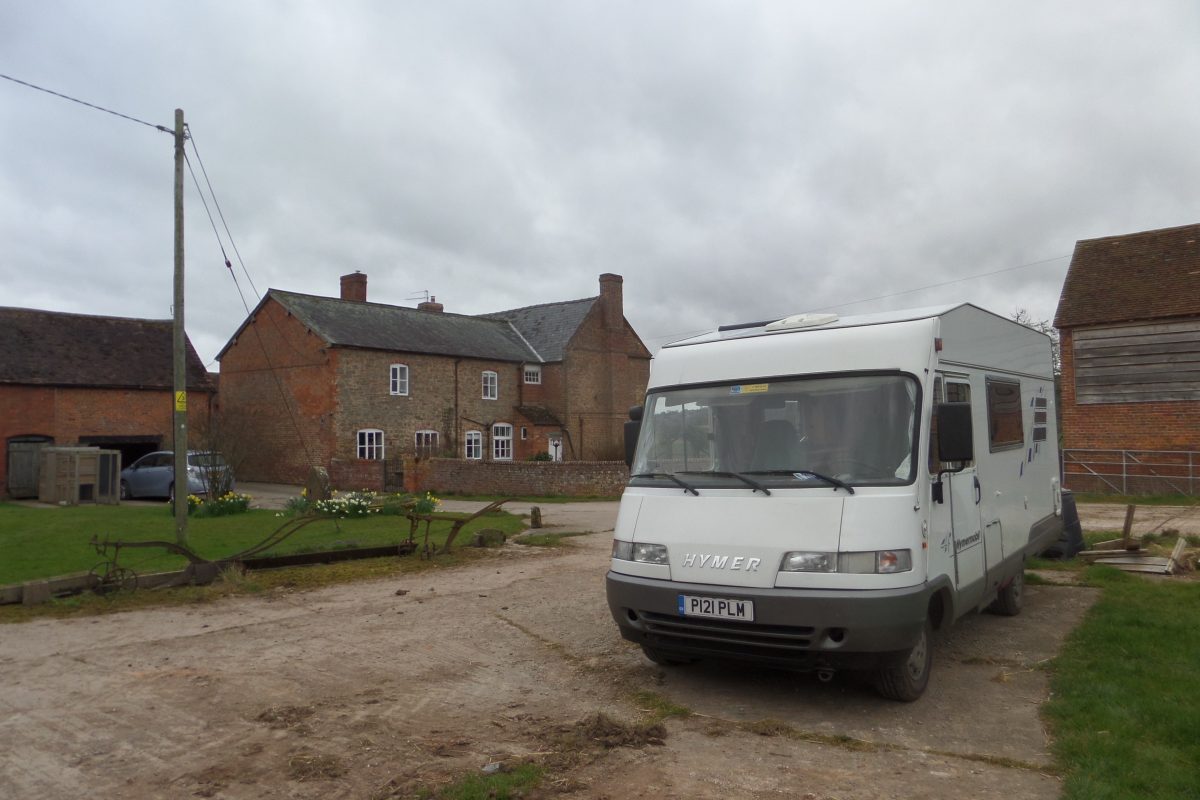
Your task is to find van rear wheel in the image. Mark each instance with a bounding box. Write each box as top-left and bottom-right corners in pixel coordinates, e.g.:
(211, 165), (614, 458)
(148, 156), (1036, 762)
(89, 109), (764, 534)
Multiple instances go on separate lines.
(989, 568), (1024, 617)
(874, 619), (932, 702)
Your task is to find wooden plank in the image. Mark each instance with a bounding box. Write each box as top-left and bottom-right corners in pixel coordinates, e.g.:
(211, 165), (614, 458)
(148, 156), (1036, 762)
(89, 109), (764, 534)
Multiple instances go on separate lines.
(1078, 388), (1200, 404)
(1094, 561), (1175, 574)
(1075, 334), (1200, 353)
(1075, 320), (1200, 341)
(1078, 549), (1149, 561)
(1077, 361), (1200, 380)
(1122, 505), (1136, 550)
(1168, 537), (1187, 573)
(1075, 340), (1200, 359)
(1075, 373), (1200, 388)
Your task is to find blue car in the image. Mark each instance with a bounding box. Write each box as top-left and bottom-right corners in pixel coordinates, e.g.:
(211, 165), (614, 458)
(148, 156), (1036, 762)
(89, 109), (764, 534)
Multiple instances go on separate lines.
(119, 451), (235, 501)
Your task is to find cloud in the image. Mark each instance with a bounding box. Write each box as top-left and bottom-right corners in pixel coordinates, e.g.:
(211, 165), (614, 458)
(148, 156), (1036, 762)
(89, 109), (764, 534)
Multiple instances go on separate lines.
(2, 1), (1197, 364)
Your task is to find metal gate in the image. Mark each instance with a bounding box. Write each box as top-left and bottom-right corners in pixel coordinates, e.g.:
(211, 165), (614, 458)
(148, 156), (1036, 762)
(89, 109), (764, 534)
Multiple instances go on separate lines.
(6, 437), (52, 498)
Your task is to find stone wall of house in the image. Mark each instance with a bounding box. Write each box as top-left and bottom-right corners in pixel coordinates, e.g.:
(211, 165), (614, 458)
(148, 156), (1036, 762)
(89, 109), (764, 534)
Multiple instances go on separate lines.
(334, 349), (526, 463)
(414, 457), (628, 497)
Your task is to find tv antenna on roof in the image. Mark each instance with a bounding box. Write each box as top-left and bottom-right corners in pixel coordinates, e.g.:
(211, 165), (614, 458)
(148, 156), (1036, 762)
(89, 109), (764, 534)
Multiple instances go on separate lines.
(406, 290), (430, 302)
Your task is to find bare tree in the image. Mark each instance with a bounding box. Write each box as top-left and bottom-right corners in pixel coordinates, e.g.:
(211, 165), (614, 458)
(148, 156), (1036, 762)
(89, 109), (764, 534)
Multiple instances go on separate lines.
(189, 413), (251, 497)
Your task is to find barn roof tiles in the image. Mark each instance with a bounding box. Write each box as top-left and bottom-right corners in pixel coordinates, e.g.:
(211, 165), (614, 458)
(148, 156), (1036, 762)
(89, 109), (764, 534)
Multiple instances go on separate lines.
(0, 307), (212, 390)
(1055, 223), (1200, 328)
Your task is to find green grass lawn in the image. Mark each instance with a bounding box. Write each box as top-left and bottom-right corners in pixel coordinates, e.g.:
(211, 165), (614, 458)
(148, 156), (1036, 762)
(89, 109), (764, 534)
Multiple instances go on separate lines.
(1045, 566), (1200, 799)
(1073, 492), (1200, 507)
(0, 503), (525, 586)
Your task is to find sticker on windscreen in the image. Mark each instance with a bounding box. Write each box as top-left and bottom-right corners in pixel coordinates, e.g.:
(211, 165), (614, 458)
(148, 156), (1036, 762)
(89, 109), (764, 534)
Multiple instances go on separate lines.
(730, 384), (769, 395)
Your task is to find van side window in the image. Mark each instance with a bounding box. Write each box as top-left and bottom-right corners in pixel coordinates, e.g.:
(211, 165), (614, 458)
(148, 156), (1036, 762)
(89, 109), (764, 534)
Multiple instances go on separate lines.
(985, 378), (1023, 452)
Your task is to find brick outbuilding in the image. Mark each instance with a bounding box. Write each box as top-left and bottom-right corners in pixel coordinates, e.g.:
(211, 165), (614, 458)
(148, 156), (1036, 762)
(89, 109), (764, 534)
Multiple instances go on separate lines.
(0, 307), (214, 498)
(216, 273), (651, 489)
(1054, 223), (1200, 490)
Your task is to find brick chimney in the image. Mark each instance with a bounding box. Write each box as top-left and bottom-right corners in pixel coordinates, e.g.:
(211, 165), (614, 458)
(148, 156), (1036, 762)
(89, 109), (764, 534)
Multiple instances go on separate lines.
(599, 273), (623, 329)
(418, 295), (444, 313)
(340, 271), (367, 302)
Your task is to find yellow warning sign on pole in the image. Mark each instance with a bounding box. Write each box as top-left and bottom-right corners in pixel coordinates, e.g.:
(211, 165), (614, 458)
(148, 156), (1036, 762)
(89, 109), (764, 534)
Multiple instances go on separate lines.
(175, 391), (187, 412)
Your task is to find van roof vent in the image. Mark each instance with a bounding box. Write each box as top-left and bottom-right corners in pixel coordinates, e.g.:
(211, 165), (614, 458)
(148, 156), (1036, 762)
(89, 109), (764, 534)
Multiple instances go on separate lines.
(764, 312), (839, 331)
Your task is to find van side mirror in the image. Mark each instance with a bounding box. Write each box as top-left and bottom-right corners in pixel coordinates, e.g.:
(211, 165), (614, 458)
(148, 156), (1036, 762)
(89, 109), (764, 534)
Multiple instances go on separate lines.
(936, 402), (974, 463)
(624, 405), (643, 468)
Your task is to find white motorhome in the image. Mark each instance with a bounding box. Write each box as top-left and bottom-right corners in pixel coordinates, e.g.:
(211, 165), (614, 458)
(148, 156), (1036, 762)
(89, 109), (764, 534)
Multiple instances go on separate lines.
(606, 304), (1063, 701)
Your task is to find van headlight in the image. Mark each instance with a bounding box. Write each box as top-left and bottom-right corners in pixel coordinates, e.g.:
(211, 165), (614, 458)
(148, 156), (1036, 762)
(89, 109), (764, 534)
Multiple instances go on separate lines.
(781, 549), (912, 574)
(779, 551), (835, 572)
(612, 540), (669, 565)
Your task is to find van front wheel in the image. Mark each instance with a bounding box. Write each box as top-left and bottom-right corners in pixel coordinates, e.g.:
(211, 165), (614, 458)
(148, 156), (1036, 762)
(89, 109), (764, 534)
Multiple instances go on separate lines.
(874, 620), (932, 702)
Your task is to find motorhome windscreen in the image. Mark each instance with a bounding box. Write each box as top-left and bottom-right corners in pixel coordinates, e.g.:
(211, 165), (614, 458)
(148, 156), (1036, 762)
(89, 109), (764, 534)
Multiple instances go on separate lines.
(632, 374), (919, 488)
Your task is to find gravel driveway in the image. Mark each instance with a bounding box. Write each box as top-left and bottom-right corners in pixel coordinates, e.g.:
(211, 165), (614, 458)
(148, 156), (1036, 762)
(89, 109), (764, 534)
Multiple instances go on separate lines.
(0, 500), (1097, 799)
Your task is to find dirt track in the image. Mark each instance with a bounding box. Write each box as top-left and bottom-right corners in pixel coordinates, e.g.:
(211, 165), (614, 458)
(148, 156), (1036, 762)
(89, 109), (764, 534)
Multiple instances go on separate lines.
(1, 501), (1099, 799)
(1076, 502), (1200, 536)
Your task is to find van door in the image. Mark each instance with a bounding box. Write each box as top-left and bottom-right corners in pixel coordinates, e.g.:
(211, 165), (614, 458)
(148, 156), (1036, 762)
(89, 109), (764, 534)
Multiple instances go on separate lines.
(929, 377), (985, 607)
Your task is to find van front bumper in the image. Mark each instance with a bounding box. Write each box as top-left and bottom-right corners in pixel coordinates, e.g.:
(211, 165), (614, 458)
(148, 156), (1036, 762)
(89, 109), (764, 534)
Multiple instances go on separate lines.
(606, 570), (931, 671)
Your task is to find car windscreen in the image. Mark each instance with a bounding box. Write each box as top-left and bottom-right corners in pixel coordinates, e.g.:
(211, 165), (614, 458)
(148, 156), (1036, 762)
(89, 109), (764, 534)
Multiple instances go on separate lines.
(631, 373), (919, 488)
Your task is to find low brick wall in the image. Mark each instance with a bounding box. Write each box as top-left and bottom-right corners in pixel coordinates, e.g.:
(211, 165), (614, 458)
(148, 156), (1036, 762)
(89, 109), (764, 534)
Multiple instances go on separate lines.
(329, 458), (388, 493)
(417, 458), (628, 498)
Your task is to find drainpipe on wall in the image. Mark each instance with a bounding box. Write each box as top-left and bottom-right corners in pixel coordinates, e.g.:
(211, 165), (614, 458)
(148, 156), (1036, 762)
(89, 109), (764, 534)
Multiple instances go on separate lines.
(454, 359), (461, 456)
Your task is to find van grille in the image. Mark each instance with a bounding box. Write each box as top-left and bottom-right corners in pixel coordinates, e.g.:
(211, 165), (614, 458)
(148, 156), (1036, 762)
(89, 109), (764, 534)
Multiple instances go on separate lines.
(638, 611), (816, 657)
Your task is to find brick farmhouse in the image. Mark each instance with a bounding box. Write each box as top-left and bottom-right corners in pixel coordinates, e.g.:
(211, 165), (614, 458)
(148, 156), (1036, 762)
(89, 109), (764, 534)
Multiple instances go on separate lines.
(1054, 223), (1200, 490)
(216, 273), (651, 489)
(0, 307), (214, 498)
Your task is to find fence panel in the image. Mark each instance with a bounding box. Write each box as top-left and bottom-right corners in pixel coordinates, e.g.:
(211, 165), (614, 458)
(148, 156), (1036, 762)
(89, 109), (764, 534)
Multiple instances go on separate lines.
(1061, 449), (1197, 495)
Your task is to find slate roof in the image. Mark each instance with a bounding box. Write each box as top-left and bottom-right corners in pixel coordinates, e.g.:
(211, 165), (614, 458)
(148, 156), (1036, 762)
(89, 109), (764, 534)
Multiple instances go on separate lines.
(0, 307), (212, 390)
(482, 297), (598, 362)
(263, 290), (539, 362)
(1055, 223), (1200, 328)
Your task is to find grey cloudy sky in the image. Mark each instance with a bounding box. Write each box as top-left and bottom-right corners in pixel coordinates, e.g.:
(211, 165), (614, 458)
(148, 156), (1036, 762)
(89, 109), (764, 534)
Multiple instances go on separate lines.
(2, 2), (1198, 366)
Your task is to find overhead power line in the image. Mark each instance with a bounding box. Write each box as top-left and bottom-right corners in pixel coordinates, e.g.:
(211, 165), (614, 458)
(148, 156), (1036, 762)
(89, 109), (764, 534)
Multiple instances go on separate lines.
(645, 253), (1072, 346)
(0, 72), (171, 133)
(811, 254), (1072, 313)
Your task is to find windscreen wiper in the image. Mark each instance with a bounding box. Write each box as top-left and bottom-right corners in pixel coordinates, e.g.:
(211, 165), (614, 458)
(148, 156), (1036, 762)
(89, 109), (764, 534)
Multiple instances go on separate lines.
(742, 469), (855, 495)
(631, 472), (700, 496)
(678, 470), (771, 496)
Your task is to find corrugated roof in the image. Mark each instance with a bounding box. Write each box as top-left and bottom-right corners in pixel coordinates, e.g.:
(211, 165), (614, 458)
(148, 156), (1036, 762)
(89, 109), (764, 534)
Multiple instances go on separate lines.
(270, 290), (539, 362)
(1054, 223), (1200, 328)
(0, 307), (212, 390)
(482, 297), (597, 362)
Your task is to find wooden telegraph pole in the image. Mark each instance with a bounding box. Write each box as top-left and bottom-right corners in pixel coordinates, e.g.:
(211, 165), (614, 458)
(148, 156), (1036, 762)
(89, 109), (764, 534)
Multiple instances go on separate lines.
(172, 108), (188, 545)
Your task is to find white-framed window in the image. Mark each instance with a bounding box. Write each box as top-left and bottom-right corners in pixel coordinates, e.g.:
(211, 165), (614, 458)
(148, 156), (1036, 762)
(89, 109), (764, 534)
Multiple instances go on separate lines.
(415, 430), (439, 457)
(520, 426), (528, 440)
(524, 365), (541, 384)
(492, 423), (513, 461)
(357, 429), (384, 460)
(482, 370), (498, 400)
(465, 430), (483, 460)
(390, 364), (409, 396)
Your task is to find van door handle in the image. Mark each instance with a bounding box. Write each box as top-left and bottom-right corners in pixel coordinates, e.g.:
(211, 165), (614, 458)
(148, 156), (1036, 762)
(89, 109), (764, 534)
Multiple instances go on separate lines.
(973, 476), (981, 504)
